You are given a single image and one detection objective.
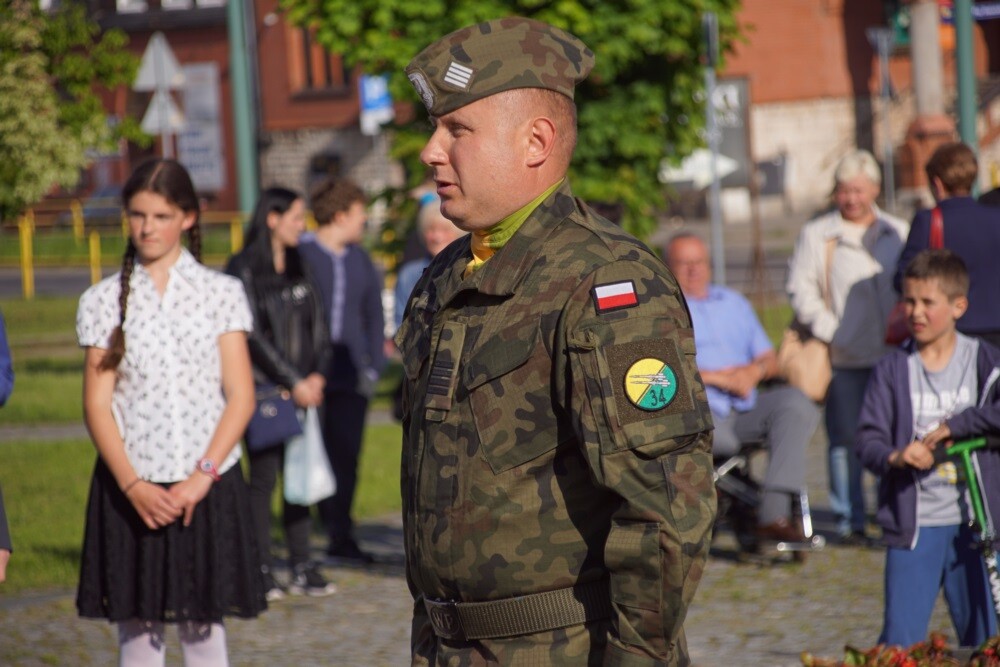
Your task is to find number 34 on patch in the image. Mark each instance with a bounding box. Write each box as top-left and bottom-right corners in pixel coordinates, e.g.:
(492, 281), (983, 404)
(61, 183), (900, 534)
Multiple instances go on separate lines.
(625, 358), (678, 411)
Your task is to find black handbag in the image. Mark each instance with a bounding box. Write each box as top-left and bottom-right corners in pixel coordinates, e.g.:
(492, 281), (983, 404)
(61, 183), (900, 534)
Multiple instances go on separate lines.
(245, 384), (302, 452)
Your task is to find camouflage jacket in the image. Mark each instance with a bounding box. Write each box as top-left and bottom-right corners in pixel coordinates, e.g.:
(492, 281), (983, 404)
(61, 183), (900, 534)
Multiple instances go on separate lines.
(395, 181), (716, 666)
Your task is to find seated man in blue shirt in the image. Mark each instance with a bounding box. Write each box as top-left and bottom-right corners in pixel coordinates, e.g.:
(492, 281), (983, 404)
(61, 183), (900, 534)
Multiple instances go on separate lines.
(665, 233), (820, 542)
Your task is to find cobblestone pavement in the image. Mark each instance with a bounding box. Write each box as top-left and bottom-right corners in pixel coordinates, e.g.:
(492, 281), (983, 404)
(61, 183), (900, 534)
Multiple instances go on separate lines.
(1, 426), (963, 666)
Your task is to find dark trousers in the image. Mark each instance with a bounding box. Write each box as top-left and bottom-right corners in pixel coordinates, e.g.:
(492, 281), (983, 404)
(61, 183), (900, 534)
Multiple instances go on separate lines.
(248, 444), (312, 569)
(318, 390), (369, 545)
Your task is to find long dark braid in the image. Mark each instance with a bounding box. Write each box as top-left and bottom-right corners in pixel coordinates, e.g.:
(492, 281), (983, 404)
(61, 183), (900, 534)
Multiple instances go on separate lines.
(99, 240), (137, 371)
(98, 158), (200, 371)
(187, 222), (202, 263)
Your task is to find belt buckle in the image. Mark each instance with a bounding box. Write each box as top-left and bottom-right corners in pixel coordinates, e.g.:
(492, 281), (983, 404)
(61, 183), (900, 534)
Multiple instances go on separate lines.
(424, 597), (465, 641)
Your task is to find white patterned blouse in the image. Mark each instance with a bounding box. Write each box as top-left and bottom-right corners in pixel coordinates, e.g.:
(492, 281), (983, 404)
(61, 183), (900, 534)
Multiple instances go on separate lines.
(77, 249), (253, 482)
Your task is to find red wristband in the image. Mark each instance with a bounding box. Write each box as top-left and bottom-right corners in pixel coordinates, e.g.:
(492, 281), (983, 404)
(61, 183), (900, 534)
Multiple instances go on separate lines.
(195, 458), (221, 482)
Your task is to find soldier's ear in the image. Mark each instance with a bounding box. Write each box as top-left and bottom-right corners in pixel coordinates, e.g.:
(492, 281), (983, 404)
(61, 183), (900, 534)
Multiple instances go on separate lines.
(525, 116), (556, 168)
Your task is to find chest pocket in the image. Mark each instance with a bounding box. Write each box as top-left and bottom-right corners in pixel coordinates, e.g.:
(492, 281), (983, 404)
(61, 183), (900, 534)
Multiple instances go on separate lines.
(466, 324), (561, 474)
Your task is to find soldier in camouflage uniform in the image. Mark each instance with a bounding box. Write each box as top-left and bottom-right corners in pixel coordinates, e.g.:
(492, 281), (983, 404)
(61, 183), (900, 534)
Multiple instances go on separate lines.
(396, 17), (716, 666)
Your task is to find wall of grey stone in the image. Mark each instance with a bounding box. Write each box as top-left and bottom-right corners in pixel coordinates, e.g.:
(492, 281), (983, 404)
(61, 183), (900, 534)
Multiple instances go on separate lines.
(259, 126), (405, 198)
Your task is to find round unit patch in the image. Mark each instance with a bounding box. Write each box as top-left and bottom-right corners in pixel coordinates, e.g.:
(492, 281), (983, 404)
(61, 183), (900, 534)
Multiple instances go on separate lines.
(624, 357), (678, 411)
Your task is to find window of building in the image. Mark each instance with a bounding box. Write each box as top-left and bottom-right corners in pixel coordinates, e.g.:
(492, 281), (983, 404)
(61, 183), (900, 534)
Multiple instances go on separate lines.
(116, 0), (147, 12)
(196, 0), (226, 7)
(287, 26), (350, 95)
(161, 0), (193, 9)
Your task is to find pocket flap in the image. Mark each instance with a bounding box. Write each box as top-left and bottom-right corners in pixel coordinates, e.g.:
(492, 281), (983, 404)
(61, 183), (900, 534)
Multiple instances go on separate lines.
(463, 323), (538, 390)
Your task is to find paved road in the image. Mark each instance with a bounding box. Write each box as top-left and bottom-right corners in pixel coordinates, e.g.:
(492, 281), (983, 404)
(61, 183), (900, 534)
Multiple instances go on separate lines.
(0, 425), (961, 666)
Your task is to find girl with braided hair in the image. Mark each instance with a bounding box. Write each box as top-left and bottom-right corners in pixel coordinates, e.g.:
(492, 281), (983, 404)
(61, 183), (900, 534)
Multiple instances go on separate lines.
(75, 158), (265, 666)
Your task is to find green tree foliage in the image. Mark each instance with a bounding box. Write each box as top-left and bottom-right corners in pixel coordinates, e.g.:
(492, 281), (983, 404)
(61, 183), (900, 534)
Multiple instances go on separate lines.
(279, 0), (740, 237)
(0, 1), (142, 221)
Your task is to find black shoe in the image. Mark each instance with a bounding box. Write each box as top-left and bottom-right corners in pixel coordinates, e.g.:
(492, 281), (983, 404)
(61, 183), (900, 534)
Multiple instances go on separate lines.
(261, 566), (286, 602)
(325, 539), (375, 564)
(755, 517), (805, 543)
(288, 562), (337, 597)
(838, 530), (873, 547)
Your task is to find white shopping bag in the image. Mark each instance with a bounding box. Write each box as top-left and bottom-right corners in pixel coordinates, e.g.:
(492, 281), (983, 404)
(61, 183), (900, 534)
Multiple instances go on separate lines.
(283, 407), (336, 505)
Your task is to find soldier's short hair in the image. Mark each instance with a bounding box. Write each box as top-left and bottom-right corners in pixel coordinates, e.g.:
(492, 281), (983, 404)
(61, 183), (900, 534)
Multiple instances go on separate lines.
(405, 17), (594, 117)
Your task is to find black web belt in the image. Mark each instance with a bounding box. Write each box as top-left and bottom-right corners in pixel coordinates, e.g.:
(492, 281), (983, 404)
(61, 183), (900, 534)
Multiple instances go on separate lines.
(423, 579), (613, 642)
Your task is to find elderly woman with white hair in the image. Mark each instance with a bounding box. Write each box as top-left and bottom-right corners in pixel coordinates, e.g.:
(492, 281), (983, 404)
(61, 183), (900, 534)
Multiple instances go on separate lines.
(786, 149), (909, 544)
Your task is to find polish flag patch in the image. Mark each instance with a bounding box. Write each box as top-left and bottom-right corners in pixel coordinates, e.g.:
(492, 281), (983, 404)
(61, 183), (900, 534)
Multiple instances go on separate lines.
(592, 280), (639, 313)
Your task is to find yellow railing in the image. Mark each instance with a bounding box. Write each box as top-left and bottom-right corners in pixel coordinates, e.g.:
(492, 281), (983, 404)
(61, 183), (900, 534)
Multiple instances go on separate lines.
(4, 201), (250, 300)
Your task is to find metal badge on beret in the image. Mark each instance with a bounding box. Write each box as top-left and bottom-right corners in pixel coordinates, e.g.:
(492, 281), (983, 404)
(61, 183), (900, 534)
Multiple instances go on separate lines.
(405, 16), (595, 117)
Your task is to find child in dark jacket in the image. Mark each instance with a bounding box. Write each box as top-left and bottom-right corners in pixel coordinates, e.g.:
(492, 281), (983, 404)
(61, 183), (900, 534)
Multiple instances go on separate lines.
(857, 248), (1000, 648)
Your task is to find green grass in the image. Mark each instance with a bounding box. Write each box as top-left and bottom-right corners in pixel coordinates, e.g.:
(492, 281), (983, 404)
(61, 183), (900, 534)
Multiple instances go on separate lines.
(0, 296), (403, 423)
(0, 290), (794, 594)
(0, 227), (237, 267)
(1, 297), (84, 423)
(0, 440), (95, 592)
(0, 423), (402, 594)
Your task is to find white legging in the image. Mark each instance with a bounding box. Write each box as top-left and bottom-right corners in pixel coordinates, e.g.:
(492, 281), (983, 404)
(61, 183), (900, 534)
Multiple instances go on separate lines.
(118, 619), (229, 667)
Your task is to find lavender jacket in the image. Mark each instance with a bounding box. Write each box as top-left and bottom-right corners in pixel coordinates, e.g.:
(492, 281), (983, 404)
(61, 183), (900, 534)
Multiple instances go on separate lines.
(856, 338), (1000, 549)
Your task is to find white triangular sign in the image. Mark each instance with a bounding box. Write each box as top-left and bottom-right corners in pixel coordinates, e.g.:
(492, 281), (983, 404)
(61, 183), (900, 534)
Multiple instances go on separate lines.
(141, 89), (185, 133)
(134, 32), (185, 92)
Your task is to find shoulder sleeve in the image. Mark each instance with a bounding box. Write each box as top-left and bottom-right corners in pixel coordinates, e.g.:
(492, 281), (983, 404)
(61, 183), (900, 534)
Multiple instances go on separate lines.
(213, 273), (253, 335)
(732, 290), (772, 357)
(0, 311), (11, 408)
(856, 354), (902, 475)
(0, 484), (10, 552)
(786, 221), (837, 342)
(557, 253), (715, 663)
(76, 279), (119, 349)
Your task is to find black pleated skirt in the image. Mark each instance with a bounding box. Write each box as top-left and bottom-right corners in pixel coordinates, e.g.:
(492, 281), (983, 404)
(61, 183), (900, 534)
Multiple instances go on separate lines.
(76, 458), (267, 623)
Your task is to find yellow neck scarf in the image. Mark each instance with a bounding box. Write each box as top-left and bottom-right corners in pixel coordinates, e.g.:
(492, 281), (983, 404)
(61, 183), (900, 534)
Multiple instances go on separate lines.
(465, 180), (563, 277)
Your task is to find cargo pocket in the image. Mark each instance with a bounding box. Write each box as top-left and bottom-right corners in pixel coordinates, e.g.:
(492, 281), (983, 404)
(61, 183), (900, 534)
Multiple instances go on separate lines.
(605, 521), (662, 648)
(466, 324), (560, 473)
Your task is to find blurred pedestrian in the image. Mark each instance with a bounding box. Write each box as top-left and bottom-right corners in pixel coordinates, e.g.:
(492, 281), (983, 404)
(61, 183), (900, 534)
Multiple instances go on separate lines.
(894, 142), (1000, 348)
(299, 176), (386, 564)
(786, 149), (908, 543)
(392, 194), (466, 331)
(0, 308), (11, 407)
(396, 17), (715, 665)
(225, 187), (336, 598)
(75, 158), (264, 665)
(666, 233), (819, 543)
(0, 308), (12, 583)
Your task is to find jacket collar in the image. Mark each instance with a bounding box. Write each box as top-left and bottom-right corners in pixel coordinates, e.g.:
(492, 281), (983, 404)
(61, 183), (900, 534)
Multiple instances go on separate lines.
(821, 205), (897, 243)
(133, 247), (201, 289)
(435, 180), (577, 301)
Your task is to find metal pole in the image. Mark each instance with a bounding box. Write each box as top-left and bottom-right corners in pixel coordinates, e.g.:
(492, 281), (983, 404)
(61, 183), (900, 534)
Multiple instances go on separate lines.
(955, 0), (977, 151)
(227, 0), (259, 214)
(877, 29), (896, 213)
(703, 12), (725, 285)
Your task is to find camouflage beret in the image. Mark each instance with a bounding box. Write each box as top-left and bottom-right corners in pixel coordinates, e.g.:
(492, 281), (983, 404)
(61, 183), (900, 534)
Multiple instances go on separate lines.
(405, 17), (594, 117)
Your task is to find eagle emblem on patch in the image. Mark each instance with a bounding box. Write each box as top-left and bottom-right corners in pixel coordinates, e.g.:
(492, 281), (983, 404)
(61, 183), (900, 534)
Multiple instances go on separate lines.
(408, 72), (435, 109)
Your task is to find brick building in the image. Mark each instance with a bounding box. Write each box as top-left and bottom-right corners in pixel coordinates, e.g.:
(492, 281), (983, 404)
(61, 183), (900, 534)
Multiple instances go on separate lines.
(84, 0), (401, 214)
(76, 0), (1000, 220)
(722, 0), (1000, 217)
